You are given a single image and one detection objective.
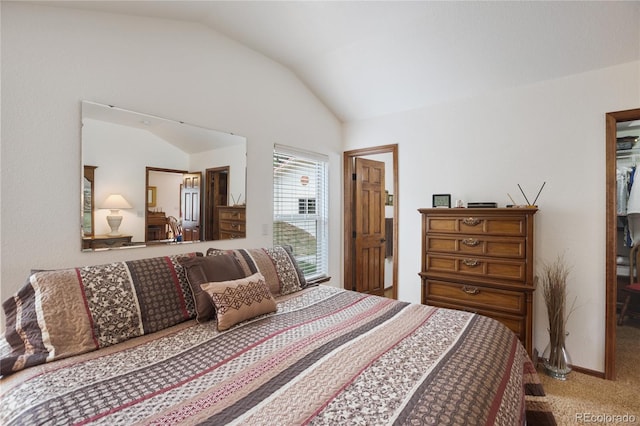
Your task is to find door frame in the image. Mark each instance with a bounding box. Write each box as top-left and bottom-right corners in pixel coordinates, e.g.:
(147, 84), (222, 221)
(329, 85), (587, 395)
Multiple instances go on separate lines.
(605, 107), (640, 380)
(344, 144), (399, 299)
(205, 166), (230, 240)
(145, 167), (188, 241)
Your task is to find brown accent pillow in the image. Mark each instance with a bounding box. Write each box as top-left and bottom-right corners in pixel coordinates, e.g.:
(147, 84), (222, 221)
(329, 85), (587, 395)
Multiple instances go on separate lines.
(206, 245), (307, 296)
(200, 272), (276, 331)
(179, 254), (245, 322)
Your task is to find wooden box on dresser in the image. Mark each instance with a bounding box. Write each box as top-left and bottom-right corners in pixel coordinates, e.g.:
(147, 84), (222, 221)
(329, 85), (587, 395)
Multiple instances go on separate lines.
(418, 207), (537, 356)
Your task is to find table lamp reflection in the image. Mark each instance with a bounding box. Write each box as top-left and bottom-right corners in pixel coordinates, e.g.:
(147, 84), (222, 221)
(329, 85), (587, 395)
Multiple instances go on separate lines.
(100, 194), (132, 236)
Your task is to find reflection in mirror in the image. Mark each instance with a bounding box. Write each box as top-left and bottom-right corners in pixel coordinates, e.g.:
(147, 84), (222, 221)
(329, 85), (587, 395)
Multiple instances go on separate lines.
(81, 101), (247, 251)
(615, 119), (640, 278)
(82, 165), (97, 237)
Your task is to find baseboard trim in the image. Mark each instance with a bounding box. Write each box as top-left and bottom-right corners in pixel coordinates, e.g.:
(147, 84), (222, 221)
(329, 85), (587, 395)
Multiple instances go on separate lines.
(535, 353), (606, 380)
(570, 364), (606, 379)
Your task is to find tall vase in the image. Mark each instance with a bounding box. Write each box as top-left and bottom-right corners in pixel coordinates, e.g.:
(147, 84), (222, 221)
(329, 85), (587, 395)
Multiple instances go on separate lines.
(542, 332), (572, 380)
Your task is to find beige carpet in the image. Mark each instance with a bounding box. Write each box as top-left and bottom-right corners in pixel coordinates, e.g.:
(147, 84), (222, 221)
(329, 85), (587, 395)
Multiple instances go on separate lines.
(539, 321), (640, 425)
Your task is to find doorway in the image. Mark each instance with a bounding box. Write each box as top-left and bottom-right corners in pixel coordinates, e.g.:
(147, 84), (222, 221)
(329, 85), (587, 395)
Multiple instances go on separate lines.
(344, 144), (399, 299)
(145, 167), (203, 242)
(145, 167), (187, 242)
(605, 107), (640, 380)
(205, 167), (230, 240)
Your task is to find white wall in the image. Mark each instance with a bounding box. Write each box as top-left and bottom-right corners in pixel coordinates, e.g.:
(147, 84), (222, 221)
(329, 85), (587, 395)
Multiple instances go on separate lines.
(344, 61), (640, 373)
(0, 3), (342, 328)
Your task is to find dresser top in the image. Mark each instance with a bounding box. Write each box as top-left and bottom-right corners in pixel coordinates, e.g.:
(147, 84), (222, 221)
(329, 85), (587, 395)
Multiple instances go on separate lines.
(418, 207), (537, 215)
(217, 205), (246, 210)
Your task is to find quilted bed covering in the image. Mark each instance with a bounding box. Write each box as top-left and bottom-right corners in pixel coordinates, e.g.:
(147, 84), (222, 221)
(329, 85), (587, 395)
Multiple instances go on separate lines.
(1, 285), (537, 425)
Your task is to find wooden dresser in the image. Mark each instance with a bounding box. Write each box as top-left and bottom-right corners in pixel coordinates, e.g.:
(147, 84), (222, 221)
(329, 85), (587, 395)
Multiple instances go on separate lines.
(217, 205), (246, 239)
(146, 211), (168, 241)
(419, 207), (537, 355)
(83, 234), (133, 250)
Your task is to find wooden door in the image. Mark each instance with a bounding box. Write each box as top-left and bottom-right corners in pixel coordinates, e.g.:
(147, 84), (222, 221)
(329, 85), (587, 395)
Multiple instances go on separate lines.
(205, 168), (229, 240)
(181, 172), (202, 241)
(354, 158), (386, 296)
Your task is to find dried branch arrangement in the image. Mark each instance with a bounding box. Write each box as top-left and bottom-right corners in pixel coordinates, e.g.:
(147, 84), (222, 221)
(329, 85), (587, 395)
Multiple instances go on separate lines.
(538, 255), (575, 374)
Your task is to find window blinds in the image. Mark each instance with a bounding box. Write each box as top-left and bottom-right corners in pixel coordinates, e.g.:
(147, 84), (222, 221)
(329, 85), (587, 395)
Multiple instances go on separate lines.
(273, 145), (329, 280)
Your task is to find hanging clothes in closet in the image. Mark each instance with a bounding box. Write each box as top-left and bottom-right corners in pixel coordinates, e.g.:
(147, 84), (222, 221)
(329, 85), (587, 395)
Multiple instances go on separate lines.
(618, 166), (632, 216)
(624, 166), (640, 247)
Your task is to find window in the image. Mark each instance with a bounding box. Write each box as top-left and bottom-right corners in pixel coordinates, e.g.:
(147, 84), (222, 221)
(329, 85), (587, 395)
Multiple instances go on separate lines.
(273, 145), (329, 280)
(298, 198), (316, 215)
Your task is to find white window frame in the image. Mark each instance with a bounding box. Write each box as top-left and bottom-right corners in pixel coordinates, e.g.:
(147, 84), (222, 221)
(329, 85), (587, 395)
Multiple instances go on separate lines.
(273, 145), (329, 280)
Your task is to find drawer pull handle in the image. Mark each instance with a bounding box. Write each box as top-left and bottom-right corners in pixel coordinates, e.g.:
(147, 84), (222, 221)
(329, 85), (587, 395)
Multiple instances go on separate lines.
(461, 286), (480, 295)
(461, 238), (480, 247)
(462, 258), (480, 267)
(462, 217), (481, 226)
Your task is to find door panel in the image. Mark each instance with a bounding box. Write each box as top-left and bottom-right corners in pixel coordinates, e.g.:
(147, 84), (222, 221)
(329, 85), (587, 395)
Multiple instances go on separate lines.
(354, 158), (385, 296)
(181, 172), (201, 241)
(205, 168), (229, 240)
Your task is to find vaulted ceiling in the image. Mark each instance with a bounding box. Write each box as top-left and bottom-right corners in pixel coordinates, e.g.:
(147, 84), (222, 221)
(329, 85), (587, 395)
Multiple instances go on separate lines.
(36, 1), (640, 122)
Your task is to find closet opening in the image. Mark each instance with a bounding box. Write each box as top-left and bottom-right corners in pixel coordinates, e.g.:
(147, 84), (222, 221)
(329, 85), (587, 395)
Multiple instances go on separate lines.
(605, 108), (640, 380)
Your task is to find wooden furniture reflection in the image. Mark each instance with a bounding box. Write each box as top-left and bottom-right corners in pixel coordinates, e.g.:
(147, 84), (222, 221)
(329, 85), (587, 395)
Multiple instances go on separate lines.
(205, 167), (230, 240)
(618, 244), (640, 325)
(218, 205), (246, 239)
(419, 207), (537, 356)
(83, 234), (133, 250)
(83, 165), (97, 237)
(147, 211), (168, 241)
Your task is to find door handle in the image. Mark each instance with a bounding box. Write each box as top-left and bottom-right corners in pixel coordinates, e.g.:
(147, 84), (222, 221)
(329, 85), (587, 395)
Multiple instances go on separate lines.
(461, 238), (480, 247)
(380, 238), (386, 243)
(461, 285), (480, 295)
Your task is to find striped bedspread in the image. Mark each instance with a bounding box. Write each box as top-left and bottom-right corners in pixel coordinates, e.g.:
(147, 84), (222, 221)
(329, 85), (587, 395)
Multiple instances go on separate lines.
(1, 285), (535, 425)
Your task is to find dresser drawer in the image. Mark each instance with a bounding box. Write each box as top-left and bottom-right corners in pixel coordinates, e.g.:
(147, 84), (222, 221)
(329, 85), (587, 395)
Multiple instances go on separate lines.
(486, 312), (524, 339)
(424, 279), (525, 314)
(219, 209), (246, 221)
(426, 215), (526, 236)
(426, 253), (526, 282)
(428, 299), (525, 339)
(219, 230), (245, 240)
(426, 235), (525, 258)
(220, 220), (246, 233)
(83, 235), (133, 249)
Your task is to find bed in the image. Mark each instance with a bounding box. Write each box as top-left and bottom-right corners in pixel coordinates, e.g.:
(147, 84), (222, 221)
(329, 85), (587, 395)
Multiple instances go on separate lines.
(0, 248), (554, 425)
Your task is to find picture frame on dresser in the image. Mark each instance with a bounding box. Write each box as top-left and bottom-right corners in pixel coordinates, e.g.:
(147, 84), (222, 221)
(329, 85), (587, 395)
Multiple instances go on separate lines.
(432, 193), (451, 208)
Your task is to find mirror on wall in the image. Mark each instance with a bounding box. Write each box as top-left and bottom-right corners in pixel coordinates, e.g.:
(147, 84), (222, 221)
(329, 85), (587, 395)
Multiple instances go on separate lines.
(81, 101), (247, 251)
